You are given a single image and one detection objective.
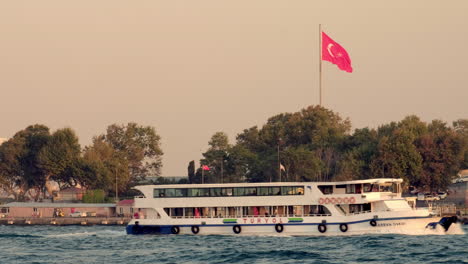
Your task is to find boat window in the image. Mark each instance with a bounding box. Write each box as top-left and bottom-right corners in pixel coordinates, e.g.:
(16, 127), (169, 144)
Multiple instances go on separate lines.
(184, 207), (194, 217)
(336, 185), (346, 188)
(346, 184), (356, 194)
(297, 187), (304, 195)
(318, 185), (333, 194)
(200, 188), (210, 197)
(154, 189), (165, 197)
(154, 185), (304, 198)
(270, 187), (281, 195)
(174, 188), (187, 197)
(281, 186), (298, 195)
(304, 205), (331, 216)
(349, 203), (371, 214)
(187, 188), (200, 197)
(222, 188), (233, 196)
(363, 184), (379, 192)
(318, 205), (331, 215)
(171, 208), (184, 217)
(363, 184), (372, 192)
(244, 187), (257, 196)
(257, 187), (269, 196)
(293, 205), (303, 216)
(211, 188), (222, 197)
(165, 189), (176, 197)
(227, 207), (236, 217)
(234, 187), (246, 196)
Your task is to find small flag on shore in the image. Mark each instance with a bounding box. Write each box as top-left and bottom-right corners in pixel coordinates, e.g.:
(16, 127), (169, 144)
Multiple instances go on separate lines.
(322, 32), (353, 73)
(202, 165), (210, 171)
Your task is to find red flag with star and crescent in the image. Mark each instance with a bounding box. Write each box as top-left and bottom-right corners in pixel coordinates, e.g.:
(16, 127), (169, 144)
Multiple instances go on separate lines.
(322, 32), (353, 73)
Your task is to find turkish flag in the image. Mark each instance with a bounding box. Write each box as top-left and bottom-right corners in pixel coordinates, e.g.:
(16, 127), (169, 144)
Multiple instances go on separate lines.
(322, 32), (353, 73)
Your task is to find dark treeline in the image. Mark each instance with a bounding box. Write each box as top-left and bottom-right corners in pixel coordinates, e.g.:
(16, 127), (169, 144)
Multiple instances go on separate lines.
(191, 106), (468, 192)
(1, 106), (466, 201)
(0, 123), (163, 201)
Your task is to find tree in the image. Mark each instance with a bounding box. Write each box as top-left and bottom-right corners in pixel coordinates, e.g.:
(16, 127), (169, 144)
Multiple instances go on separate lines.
(370, 129), (423, 187)
(200, 132), (230, 183)
(235, 106), (350, 182)
(82, 137), (129, 194)
(37, 128), (81, 194)
(187, 160), (196, 183)
(339, 128), (379, 180)
(103, 123), (163, 185)
(0, 137), (29, 201)
(415, 120), (466, 191)
(281, 146), (321, 182)
(0, 125), (51, 201)
(453, 119), (468, 169)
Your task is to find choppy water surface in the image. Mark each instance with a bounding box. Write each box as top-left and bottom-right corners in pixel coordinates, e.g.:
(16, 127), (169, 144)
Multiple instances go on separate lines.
(0, 225), (466, 264)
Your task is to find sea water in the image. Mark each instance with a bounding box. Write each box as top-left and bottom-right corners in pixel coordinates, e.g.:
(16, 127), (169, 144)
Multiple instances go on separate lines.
(0, 225), (466, 264)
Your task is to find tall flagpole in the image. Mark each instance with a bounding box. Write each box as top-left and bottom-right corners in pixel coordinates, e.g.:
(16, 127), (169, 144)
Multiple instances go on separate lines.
(319, 24), (322, 106)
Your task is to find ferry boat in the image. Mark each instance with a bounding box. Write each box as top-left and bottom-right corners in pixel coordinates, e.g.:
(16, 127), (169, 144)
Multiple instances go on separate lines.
(126, 178), (460, 235)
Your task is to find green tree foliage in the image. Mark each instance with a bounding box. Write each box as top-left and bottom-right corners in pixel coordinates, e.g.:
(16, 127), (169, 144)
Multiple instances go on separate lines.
(0, 125), (51, 201)
(414, 120), (466, 190)
(370, 129), (423, 186)
(194, 108), (466, 192)
(197, 106), (351, 183)
(187, 160), (196, 183)
(37, 128), (81, 194)
(82, 189), (107, 203)
(0, 134), (30, 201)
(238, 106), (350, 182)
(82, 137), (129, 194)
(103, 123), (163, 185)
(338, 128), (378, 180)
(453, 119), (468, 168)
(198, 132), (230, 183)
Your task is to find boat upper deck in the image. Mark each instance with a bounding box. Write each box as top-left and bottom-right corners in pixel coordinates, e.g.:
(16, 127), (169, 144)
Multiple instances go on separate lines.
(133, 178), (403, 207)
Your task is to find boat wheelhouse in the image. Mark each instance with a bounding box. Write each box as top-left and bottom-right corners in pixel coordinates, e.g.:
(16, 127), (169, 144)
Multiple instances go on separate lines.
(126, 178), (459, 235)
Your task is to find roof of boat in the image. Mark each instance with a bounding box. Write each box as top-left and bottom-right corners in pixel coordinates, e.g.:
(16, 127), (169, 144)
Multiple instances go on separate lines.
(135, 178), (403, 190)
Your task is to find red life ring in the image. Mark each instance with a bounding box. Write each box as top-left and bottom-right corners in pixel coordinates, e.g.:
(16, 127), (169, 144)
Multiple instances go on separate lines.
(350, 197), (356, 204)
(343, 197), (349, 204)
(337, 198), (343, 204)
(330, 198), (337, 204)
(319, 198), (325, 205)
(324, 198), (331, 204)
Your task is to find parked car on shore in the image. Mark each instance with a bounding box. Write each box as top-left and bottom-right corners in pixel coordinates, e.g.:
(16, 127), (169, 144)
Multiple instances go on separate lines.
(69, 211), (86, 217)
(424, 193), (440, 201)
(437, 192), (447, 200)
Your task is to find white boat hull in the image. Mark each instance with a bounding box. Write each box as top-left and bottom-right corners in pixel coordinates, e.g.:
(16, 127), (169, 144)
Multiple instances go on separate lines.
(126, 215), (462, 236)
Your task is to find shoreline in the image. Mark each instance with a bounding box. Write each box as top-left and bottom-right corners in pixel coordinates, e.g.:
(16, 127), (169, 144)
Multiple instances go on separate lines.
(0, 217), (131, 226)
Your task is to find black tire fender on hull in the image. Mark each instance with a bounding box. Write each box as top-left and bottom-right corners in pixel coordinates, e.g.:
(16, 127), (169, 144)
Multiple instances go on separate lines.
(339, 223), (348, 232)
(370, 219), (377, 227)
(318, 224), (327, 233)
(275, 224), (284, 233)
(233, 225), (242, 234)
(171, 226), (180, 234)
(191, 226), (200, 234)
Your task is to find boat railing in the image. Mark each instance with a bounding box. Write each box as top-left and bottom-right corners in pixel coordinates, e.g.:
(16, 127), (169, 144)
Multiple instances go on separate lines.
(169, 213), (331, 219)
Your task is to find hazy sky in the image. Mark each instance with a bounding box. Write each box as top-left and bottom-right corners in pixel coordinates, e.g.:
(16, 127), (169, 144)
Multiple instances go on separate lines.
(1, 1), (467, 176)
